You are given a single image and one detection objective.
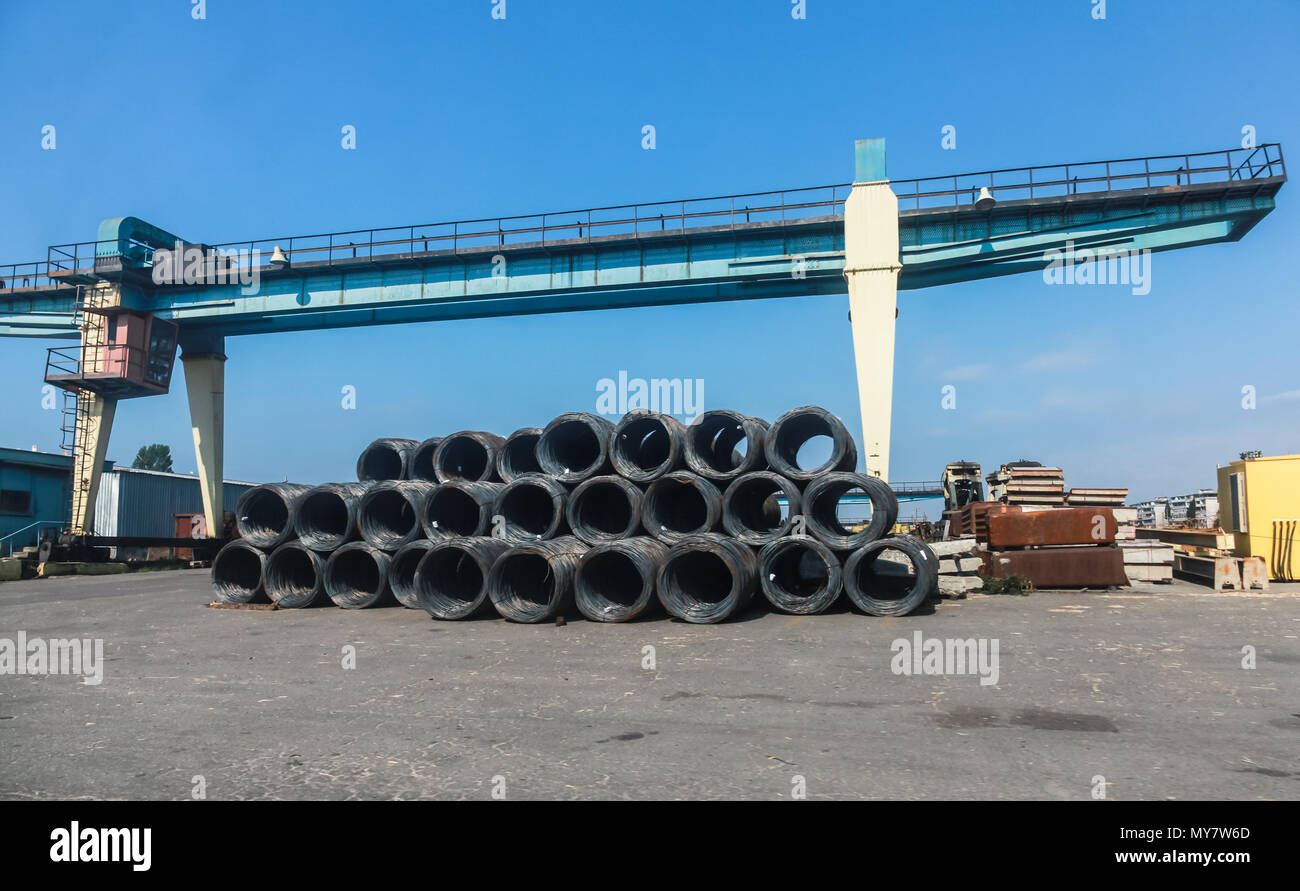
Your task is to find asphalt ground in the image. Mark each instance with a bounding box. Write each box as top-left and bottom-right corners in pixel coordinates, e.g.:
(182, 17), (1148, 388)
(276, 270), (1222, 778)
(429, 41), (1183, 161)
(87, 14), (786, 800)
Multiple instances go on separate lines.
(1, 569), (1297, 800)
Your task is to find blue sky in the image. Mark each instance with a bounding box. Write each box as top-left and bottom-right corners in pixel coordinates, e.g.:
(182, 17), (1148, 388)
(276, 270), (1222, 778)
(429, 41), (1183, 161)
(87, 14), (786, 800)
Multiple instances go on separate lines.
(1, 0), (1296, 514)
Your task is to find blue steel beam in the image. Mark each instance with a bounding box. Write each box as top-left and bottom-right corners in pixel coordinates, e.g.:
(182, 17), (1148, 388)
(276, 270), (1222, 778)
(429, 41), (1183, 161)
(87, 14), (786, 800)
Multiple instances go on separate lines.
(0, 146), (1284, 340)
(898, 178), (1280, 287)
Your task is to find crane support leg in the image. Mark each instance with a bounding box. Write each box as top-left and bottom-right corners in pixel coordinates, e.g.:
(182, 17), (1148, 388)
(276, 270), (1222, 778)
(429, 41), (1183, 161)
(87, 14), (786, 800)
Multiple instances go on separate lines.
(181, 339), (226, 539)
(843, 138), (902, 482)
(69, 393), (116, 534)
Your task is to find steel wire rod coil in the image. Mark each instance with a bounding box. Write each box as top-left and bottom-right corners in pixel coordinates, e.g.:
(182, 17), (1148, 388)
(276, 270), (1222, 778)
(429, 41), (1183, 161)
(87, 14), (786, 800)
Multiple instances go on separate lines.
(491, 475), (569, 544)
(433, 430), (506, 483)
(574, 536), (668, 623)
(324, 541), (394, 608)
(655, 533), (758, 624)
(415, 536), (511, 620)
(536, 412), (615, 483)
(641, 471), (722, 543)
(721, 470), (801, 545)
(802, 471), (898, 549)
(211, 539), (268, 604)
(610, 410), (687, 482)
(488, 536), (588, 623)
(568, 474), (644, 544)
(409, 436), (444, 482)
(763, 405), (858, 483)
(497, 427), (544, 483)
(294, 482), (373, 551)
(420, 480), (503, 540)
(356, 437), (419, 482)
(842, 535), (938, 617)
(357, 481), (436, 550)
(757, 536), (842, 615)
(388, 539), (437, 608)
(264, 541), (328, 608)
(235, 483), (312, 549)
(683, 410), (768, 483)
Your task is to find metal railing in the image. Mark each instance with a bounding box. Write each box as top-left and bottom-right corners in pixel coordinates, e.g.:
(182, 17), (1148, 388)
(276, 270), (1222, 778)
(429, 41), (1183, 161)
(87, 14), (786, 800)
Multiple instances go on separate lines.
(0, 144), (1282, 293)
(0, 236), (170, 294)
(0, 257), (70, 294)
(44, 345), (85, 379)
(47, 240), (102, 276)
(190, 183), (851, 273)
(0, 520), (63, 557)
(890, 481), (945, 496)
(44, 341), (162, 388)
(889, 143), (1285, 211)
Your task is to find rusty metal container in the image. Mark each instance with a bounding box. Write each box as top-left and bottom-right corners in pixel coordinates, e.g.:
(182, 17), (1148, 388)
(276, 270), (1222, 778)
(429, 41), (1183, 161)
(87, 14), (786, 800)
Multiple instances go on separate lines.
(981, 545), (1128, 588)
(986, 507), (1116, 548)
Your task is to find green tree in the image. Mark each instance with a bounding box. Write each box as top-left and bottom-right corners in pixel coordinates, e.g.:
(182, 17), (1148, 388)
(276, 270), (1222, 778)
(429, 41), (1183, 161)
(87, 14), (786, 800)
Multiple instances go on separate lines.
(132, 443), (173, 473)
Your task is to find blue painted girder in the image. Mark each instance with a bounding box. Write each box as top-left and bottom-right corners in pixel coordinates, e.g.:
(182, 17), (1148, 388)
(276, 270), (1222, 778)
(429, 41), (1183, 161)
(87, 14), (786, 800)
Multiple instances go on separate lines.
(0, 289), (79, 338)
(0, 177), (1281, 340)
(898, 179), (1279, 288)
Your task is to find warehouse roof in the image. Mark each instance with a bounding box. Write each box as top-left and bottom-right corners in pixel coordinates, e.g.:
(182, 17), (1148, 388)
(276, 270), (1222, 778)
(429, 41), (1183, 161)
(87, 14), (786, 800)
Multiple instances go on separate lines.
(106, 465), (260, 487)
(0, 446), (112, 473)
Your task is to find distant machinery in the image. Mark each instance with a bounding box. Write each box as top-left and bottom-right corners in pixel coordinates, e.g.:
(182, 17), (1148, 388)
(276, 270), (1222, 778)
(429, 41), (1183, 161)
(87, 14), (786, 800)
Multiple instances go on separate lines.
(942, 461), (984, 512)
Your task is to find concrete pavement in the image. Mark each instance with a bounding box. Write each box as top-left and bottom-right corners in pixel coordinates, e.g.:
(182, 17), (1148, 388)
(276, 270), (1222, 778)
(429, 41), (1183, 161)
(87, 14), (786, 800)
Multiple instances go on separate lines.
(1, 570), (1297, 800)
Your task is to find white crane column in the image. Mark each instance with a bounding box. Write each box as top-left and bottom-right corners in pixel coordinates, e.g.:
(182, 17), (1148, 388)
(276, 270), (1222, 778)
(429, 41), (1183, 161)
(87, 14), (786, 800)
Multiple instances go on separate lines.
(181, 338), (226, 538)
(843, 138), (902, 481)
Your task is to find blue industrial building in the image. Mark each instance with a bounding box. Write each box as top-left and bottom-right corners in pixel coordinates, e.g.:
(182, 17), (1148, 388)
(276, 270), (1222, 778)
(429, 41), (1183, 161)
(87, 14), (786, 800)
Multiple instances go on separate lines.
(0, 446), (254, 556)
(0, 447), (101, 554)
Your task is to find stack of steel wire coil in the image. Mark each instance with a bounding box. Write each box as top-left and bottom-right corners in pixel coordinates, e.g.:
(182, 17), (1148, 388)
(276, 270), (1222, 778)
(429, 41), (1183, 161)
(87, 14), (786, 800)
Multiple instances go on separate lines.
(211, 406), (937, 623)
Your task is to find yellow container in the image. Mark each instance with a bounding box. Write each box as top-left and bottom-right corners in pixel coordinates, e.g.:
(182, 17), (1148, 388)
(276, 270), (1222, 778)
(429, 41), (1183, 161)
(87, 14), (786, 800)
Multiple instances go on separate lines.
(1217, 454), (1300, 581)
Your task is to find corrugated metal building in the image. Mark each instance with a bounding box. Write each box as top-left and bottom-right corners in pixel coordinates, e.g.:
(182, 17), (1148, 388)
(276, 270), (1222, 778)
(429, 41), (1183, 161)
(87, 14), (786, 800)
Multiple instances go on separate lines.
(0, 447), (105, 554)
(93, 467), (256, 538)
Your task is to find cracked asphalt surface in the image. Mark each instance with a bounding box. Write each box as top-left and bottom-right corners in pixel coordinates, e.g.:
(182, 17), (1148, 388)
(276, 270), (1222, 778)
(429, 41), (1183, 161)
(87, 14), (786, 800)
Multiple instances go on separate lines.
(1, 570), (1297, 800)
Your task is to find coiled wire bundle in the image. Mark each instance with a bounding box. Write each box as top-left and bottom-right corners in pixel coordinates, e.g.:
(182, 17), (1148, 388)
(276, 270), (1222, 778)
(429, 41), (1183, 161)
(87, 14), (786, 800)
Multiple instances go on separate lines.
(537, 412), (615, 483)
(416, 536), (512, 620)
(264, 541), (327, 609)
(357, 481), (436, 551)
(497, 427), (544, 482)
(492, 475), (569, 543)
(294, 482), (372, 552)
(324, 542), (393, 608)
(356, 438), (419, 482)
(420, 481), (503, 539)
(843, 535), (937, 617)
(642, 471), (722, 543)
(211, 540), (268, 604)
(488, 536), (588, 623)
(409, 437), (444, 482)
(388, 539), (437, 608)
(235, 483), (312, 549)
(764, 405), (858, 483)
(757, 536), (842, 615)
(683, 410), (768, 483)
(802, 472), (898, 549)
(721, 471), (800, 545)
(610, 410), (686, 482)
(213, 404), (932, 620)
(433, 431), (506, 483)
(568, 475), (644, 544)
(575, 537), (668, 622)
(655, 533), (758, 624)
